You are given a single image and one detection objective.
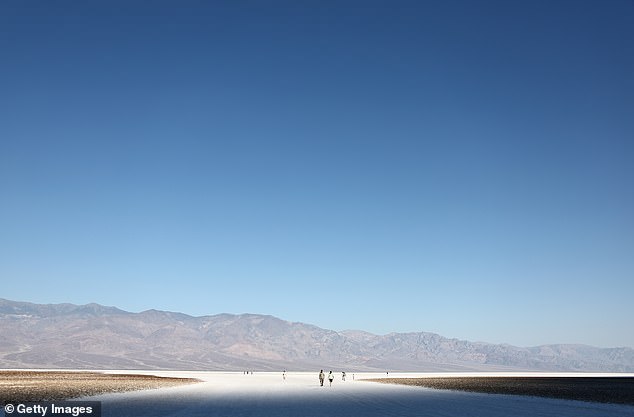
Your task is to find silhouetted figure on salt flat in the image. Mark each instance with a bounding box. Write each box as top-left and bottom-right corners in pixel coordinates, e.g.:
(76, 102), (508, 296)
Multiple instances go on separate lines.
(328, 371), (334, 386)
(319, 370), (325, 386)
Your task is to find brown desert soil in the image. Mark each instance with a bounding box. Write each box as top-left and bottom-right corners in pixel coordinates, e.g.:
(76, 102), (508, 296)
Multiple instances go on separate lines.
(366, 377), (634, 406)
(0, 371), (200, 403)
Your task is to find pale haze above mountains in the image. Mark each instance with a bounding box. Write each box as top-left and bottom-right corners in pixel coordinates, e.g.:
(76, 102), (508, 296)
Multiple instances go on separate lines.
(0, 299), (632, 372)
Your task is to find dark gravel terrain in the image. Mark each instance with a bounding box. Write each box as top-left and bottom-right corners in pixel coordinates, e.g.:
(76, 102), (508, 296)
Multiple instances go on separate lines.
(367, 377), (634, 405)
(0, 371), (200, 403)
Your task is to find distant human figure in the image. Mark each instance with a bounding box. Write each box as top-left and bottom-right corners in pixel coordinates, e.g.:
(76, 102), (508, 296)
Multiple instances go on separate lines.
(328, 371), (334, 386)
(283, 370), (286, 380)
(319, 370), (325, 386)
(342, 371), (346, 381)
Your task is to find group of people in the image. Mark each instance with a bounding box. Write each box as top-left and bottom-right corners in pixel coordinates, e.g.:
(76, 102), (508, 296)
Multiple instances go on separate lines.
(278, 370), (352, 386)
(318, 370), (347, 386)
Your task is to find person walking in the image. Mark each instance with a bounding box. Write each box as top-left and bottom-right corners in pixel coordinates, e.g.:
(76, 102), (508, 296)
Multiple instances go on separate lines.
(342, 371), (346, 381)
(328, 371), (334, 387)
(319, 370), (325, 386)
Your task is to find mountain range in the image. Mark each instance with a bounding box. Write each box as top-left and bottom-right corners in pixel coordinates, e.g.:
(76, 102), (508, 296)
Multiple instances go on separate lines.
(1, 298), (632, 372)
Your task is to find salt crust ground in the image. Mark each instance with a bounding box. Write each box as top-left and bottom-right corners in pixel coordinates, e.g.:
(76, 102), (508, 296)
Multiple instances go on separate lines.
(0, 371), (198, 402)
(74, 371), (634, 417)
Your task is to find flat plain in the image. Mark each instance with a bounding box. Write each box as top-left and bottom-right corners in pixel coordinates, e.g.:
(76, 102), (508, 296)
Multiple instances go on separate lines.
(2, 371), (634, 417)
(89, 371), (634, 417)
(0, 370), (199, 403)
(367, 376), (634, 405)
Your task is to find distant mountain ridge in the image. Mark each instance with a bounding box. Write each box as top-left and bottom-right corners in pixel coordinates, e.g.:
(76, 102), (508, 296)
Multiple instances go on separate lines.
(1, 298), (632, 372)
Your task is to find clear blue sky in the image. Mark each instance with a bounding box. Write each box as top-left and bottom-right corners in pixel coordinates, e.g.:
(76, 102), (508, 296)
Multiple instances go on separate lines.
(1, 1), (632, 348)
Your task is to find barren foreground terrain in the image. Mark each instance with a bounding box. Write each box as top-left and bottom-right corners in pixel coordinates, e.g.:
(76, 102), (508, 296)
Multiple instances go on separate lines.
(0, 371), (199, 402)
(2, 371), (633, 416)
(91, 371), (633, 417)
(368, 376), (634, 405)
